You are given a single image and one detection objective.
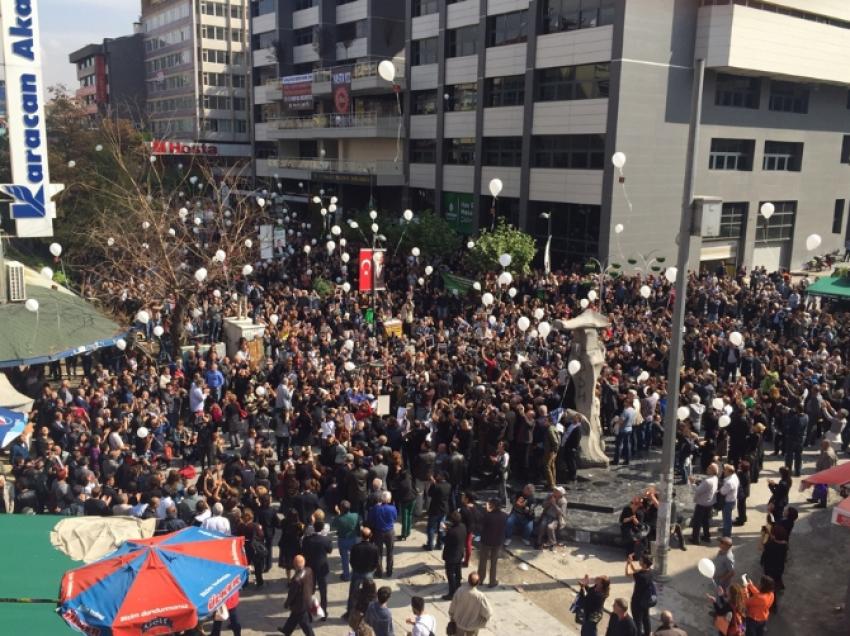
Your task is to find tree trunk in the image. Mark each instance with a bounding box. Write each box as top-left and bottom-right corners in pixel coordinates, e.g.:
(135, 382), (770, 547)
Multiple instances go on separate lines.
(170, 295), (188, 360)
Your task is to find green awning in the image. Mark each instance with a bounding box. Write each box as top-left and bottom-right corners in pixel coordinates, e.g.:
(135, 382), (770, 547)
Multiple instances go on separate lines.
(806, 275), (850, 299)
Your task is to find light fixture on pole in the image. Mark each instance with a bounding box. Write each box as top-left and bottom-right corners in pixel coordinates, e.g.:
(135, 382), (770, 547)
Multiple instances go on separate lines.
(540, 212), (552, 275)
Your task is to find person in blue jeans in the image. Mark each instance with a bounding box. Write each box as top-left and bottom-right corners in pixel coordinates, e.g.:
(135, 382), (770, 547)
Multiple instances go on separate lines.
(503, 484), (536, 546)
(613, 399), (636, 465)
(423, 473), (451, 551)
(719, 463), (740, 538)
(331, 500), (360, 581)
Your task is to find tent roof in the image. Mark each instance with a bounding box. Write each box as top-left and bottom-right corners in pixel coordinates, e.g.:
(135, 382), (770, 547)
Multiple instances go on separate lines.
(0, 372), (33, 411)
(0, 266), (125, 368)
(805, 275), (850, 299)
(801, 461), (850, 488)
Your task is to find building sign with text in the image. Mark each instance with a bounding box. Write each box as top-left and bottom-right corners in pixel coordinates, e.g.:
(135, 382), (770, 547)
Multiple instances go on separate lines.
(282, 74), (313, 112)
(444, 192), (475, 235)
(331, 66), (352, 115)
(149, 140), (252, 157)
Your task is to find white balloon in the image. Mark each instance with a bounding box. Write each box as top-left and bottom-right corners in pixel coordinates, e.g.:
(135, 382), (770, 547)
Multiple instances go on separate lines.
(498, 253), (512, 268)
(614, 223), (624, 234)
(341, 252), (350, 263)
(339, 238), (346, 247)
(193, 217), (202, 226)
(467, 240), (475, 249)
(49, 243), (62, 257)
(473, 282), (482, 291)
(343, 339), (355, 350)
(417, 277), (425, 286)
(213, 289), (221, 298)
(508, 287), (517, 298)
(326, 240), (336, 253)
(107, 237), (115, 247)
(488, 315), (497, 326)
(378, 59), (396, 83)
(579, 298), (589, 309)
(178, 207), (188, 219)
(136, 310), (150, 324)
(568, 360), (581, 375)
(312, 195), (321, 204)
(168, 228), (176, 237)
(759, 202), (775, 220)
(403, 209), (413, 222)
(481, 292), (495, 307)
(192, 308), (203, 319)
(137, 426), (149, 439)
(214, 249), (226, 262)
(149, 156), (157, 163)
(637, 371), (650, 383)
(640, 285), (651, 299)
(806, 233), (822, 251)
(718, 414), (732, 428)
(304, 245), (311, 254)
(95, 144), (103, 152)
(24, 298), (39, 312)
(724, 405), (733, 416)
(257, 197), (266, 208)
(587, 290), (598, 302)
(40, 266), (53, 280)
(411, 247), (421, 257)
(331, 225), (342, 236)
(698, 558), (715, 579)
(153, 325), (165, 338)
(342, 282), (351, 293)
(320, 208), (328, 217)
(538, 321), (551, 338)
(142, 221), (151, 230)
(370, 223), (379, 233)
(498, 271), (513, 287)
(269, 314), (279, 326)
(664, 267), (678, 283)
(517, 316), (530, 332)
(245, 239), (253, 249)
(241, 264), (254, 277)
(611, 152), (626, 169)
(194, 267), (208, 282)
(67, 160), (76, 168)
(533, 308), (545, 321)
(529, 329), (538, 339)
(234, 351), (245, 362)
(115, 338), (127, 351)
(489, 178), (503, 198)
(712, 397), (725, 411)
(230, 292), (238, 301)
(729, 331), (744, 347)
(344, 361), (357, 372)
(370, 210), (378, 220)
(425, 265), (434, 276)
(255, 385), (267, 397)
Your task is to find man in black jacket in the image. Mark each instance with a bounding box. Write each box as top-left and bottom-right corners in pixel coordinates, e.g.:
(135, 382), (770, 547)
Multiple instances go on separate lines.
(477, 498), (507, 588)
(345, 458), (370, 517)
(343, 527), (379, 620)
(301, 521), (332, 619)
(560, 414), (582, 483)
(441, 511), (467, 600)
(278, 555), (315, 636)
(424, 472), (451, 551)
(605, 598), (638, 636)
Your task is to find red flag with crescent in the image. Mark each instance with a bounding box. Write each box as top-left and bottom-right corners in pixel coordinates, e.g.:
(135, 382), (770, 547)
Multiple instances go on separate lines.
(359, 248), (373, 292)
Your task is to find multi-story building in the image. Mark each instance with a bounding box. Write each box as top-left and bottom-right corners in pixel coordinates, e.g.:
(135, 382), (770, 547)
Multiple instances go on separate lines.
(252, 0), (406, 212)
(68, 33), (146, 127)
(142, 0), (252, 169)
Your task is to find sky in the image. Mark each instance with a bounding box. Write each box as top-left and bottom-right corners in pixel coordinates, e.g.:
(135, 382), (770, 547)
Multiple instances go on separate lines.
(38, 0), (141, 90)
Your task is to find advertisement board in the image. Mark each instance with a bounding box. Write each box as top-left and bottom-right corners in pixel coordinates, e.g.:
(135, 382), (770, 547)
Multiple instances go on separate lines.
(282, 74), (313, 112)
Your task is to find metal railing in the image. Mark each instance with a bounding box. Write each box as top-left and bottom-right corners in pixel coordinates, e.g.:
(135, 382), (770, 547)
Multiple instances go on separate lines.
(264, 156), (402, 176)
(312, 56), (405, 84)
(272, 111), (401, 132)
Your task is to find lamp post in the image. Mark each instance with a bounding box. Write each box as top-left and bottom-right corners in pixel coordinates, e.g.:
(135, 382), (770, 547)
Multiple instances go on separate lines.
(540, 212), (552, 275)
(655, 58), (705, 578)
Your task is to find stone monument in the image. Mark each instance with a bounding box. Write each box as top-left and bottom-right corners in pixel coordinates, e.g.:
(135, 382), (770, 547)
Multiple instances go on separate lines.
(555, 309), (610, 468)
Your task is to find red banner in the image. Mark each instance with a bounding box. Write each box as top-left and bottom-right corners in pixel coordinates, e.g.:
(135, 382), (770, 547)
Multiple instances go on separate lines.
(359, 248), (373, 292)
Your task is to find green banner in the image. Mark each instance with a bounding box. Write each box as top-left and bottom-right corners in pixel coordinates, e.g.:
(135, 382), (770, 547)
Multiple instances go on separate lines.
(443, 191), (475, 235)
(442, 272), (476, 294)
(365, 308), (375, 324)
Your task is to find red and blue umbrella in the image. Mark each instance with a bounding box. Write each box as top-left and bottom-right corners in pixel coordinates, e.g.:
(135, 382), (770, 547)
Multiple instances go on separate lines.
(0, 407), (28, 448)
(57, 527), (248, 636)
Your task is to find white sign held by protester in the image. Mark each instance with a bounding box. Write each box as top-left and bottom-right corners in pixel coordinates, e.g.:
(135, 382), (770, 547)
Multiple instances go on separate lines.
(0, 0), (64, 237)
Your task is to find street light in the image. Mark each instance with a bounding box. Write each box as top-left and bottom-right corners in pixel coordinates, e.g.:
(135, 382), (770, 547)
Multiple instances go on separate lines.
(540, 212), (552, 275)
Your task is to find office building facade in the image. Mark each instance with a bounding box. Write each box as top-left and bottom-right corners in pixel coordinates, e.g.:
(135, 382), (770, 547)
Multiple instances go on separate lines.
(142, 0), (252, 167)
(68, 34), (146, 127)
(252, 0), (406, 212)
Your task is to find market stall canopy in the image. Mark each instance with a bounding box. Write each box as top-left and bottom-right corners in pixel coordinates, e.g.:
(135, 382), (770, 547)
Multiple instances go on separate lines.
(833, 496), (850, 528)
(801, 461), (850, 489)
(805, 275), (850, 300)
(50, 516), (157, 563)
(0, 266), (125, 368)
(0, 373), (32, 411)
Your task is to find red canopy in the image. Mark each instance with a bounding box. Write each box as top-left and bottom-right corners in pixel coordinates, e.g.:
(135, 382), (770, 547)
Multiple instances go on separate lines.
(832, 497), (850, 529)
(801, 461), (850, 489)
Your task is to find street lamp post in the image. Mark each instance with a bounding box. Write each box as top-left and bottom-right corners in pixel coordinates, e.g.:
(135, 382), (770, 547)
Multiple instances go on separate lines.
(540, 212), (552, 275)
(655, 58), (705, 577)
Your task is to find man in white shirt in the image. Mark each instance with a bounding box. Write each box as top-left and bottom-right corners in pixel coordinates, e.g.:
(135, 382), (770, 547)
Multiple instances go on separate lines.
(406, 596), (436, 636)
(719, 464), (740, 538)
(201, 502), (231, 535)
(320, 412), (336, 440)
(689, 463), (718, 544)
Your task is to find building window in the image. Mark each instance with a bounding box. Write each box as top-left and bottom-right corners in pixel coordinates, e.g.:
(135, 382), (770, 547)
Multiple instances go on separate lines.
(201, 49), (229, 64)
(412, 90), (438, 115)
(233, 97), (247, 111)
(294, 27), (313, 46)
(529, 200), (601, 259)
(203, 95), (231, 110)
(541, 0), (615, 34)
(842, 136), (850, 164)
(531, 134), (605, 169)
(713, 202), (747, 240)
(834, 200), (845, 234)
(536, 63), (609, 101)
(445, 83), (478, 112)
(708, 138), (754, 171)
(411, 37), (439, 65)
(336, 20), (368, 43)
(410, 139), (436, 163)
(487, 10), (528, 47)
(483, 137), (523, 167)
(755, 201), (796, 242)
(714, 73), (760, 109)
(485, 75), (525, 107)
(447, 25), (479, 58)
(768, 80), (809, 114)
(445, 138), (476, 164)
(762, 141), (803, 171)
(413, 0), (438, 17)
(293, 0), (317, 11)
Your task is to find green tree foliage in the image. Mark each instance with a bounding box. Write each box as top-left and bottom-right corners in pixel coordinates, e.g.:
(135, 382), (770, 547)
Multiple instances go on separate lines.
(340, 211), (460, 261)
(466, 219), (537, 274)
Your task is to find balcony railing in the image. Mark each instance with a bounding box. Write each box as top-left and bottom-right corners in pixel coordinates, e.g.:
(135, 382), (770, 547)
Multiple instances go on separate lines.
(265, 156), (402, 176)
(312, 56), (405, 85)
(272, 111), (401, 132)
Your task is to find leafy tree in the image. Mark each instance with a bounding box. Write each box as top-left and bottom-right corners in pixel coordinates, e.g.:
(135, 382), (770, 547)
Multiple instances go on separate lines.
(466, 219), (537, 274)
(338, 210), (460, 261)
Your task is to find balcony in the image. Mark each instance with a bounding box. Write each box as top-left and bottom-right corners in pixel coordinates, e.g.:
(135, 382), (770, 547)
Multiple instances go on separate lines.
(696, 3), (850, 85)
(311, 56), (406, 94)
(268, 111), (403, 139)
(257, 157), (403, 186)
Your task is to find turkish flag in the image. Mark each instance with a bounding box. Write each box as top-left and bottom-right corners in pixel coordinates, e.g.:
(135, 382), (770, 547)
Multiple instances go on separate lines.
(359, 248), (373, 292)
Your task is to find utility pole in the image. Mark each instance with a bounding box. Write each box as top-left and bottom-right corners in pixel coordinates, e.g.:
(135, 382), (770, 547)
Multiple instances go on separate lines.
(656, 58), (705, 577)
(0, 231), (5, 304)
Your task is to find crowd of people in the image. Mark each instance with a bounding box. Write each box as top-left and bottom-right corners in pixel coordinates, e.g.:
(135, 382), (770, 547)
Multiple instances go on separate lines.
(2, 231), (850, 635)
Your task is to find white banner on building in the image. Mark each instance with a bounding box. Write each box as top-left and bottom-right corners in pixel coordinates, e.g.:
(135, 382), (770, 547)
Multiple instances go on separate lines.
(0, 0), (63, 237)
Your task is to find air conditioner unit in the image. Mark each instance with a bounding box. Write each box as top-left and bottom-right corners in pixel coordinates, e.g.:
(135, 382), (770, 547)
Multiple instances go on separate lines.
(6, 261), (26, 302)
